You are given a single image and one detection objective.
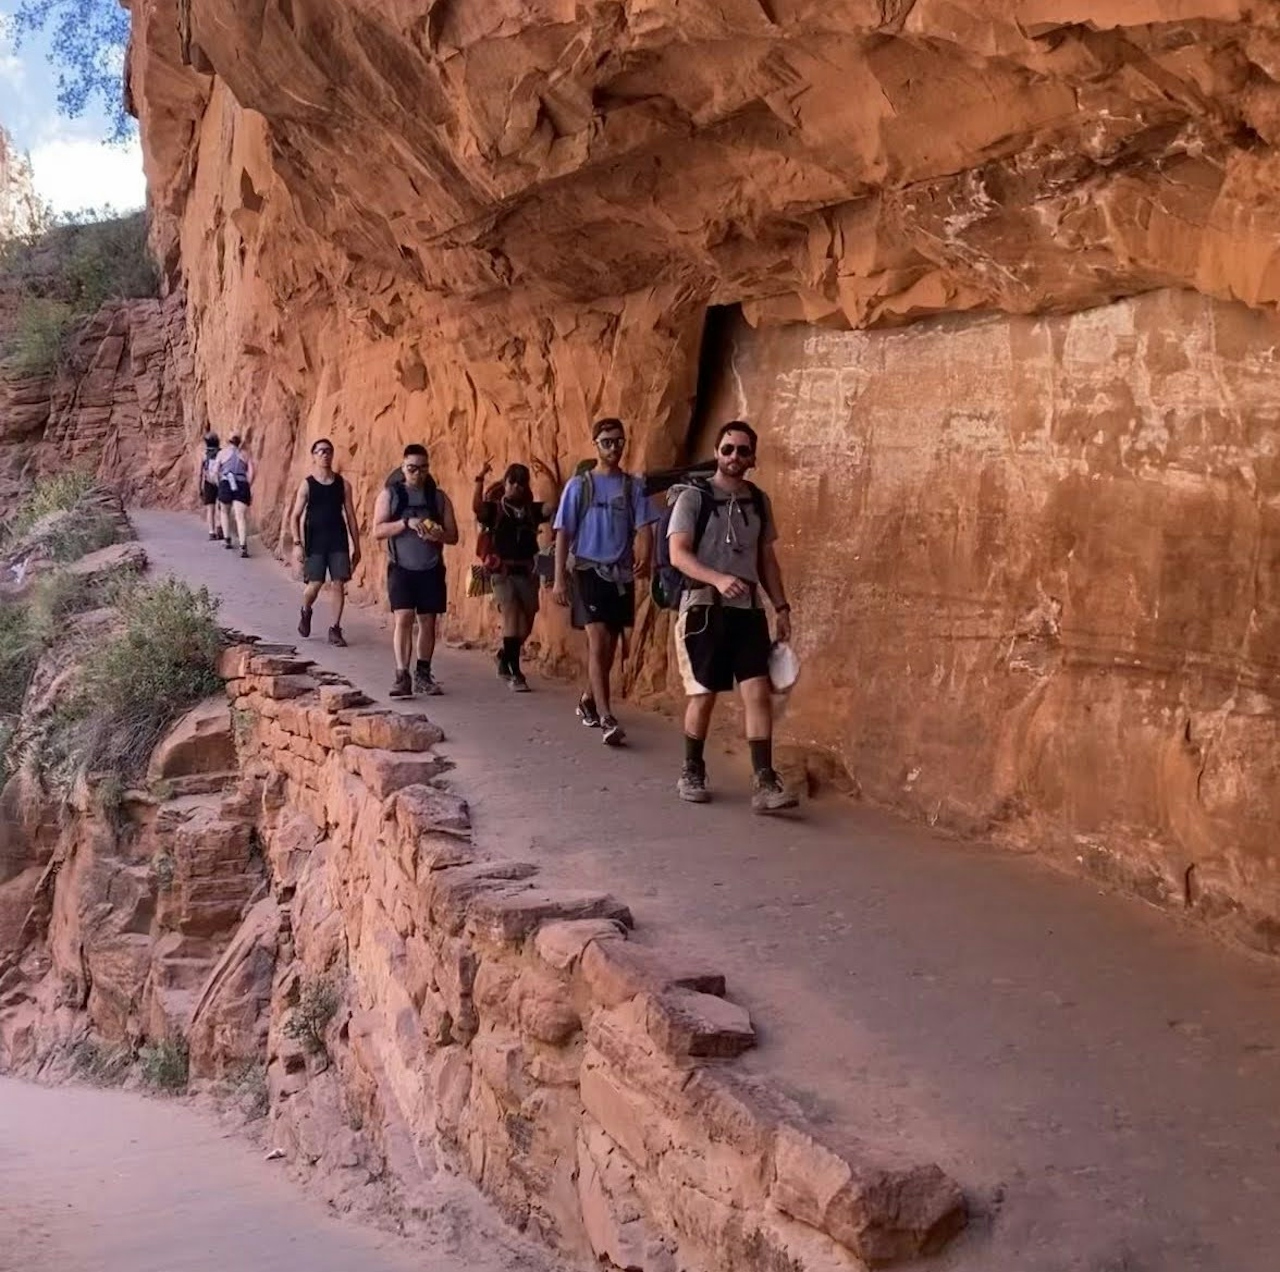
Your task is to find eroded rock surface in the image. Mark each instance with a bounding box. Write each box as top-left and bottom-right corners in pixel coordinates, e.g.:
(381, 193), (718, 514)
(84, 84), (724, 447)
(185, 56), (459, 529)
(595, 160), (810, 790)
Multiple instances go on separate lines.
(115, 1), (1280, 943)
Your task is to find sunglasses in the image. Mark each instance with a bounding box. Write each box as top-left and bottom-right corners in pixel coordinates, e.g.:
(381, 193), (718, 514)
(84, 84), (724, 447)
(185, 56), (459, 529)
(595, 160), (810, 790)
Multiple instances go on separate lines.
(403, 462), (426, 473)
(596, 436), (625, 450)
(313, 447), (333, 456)
(719, 443), (755, 459)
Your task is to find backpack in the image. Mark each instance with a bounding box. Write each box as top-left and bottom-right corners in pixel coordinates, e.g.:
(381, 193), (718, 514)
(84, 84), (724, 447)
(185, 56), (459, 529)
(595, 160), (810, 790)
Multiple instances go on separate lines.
(565, 466), (637, 567)
(650, 475), (767, 611)
(385, 475), (444, 565)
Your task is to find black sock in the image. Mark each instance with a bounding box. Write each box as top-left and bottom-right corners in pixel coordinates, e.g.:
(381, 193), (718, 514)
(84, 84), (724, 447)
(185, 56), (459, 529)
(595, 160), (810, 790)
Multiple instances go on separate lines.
(685, 735), (706, 769)
(416, 658), (431, 677)
(503, 636), (521, 674)
(749, 737), (772, 775)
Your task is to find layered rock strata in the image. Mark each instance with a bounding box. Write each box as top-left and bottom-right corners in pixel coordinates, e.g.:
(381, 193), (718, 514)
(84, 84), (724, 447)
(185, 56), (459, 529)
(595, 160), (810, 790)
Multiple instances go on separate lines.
(0, 294), (196, 503)
(120, 2), (1280, 945)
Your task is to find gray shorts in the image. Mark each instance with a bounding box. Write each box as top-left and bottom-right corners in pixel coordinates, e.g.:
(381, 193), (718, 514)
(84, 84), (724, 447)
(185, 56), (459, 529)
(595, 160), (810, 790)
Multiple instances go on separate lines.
(491, 571), (540, 617)
(303, 551), (352, 584)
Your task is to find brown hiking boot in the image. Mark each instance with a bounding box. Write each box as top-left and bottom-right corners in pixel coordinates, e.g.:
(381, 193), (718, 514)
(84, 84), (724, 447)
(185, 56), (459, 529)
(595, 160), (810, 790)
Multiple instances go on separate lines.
(389, 669), (413, 698)
(298, 606), (313, 638)
(751, 769), (798, 814)
(328, 625), (347, 647)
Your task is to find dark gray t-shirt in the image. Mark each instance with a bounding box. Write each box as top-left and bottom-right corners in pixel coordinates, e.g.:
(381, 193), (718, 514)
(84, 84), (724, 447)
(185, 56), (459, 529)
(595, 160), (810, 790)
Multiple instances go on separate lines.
(667, 483), (776, 610)
(390, 484), (442, 571)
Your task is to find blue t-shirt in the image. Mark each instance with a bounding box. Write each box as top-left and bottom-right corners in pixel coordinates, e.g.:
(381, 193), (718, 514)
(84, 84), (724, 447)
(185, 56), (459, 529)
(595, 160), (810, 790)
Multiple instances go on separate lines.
(553, 471), (657, 567)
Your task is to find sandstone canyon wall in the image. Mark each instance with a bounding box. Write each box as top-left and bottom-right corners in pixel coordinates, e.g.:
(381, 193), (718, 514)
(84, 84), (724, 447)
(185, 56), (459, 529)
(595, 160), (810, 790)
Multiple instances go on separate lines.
(126, 2), (1280, 946)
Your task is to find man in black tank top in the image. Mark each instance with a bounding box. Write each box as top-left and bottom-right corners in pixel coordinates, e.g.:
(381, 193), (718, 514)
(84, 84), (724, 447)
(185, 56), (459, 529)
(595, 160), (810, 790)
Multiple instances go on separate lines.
(289, 438), (362, 646)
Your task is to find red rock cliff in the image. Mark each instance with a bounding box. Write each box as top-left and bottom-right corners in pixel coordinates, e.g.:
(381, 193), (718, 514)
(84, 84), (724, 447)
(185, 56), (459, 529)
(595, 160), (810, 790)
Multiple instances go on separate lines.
(128, 2), (1280, 947)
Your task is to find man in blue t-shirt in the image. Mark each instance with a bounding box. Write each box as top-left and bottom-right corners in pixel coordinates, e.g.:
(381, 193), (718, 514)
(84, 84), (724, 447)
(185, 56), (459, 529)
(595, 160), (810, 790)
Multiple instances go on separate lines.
(553, 417), (657, 746)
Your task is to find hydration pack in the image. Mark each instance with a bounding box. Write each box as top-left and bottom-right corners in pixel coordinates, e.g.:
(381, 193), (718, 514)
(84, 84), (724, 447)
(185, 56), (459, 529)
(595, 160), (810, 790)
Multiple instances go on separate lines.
(648, 467), (766, 611)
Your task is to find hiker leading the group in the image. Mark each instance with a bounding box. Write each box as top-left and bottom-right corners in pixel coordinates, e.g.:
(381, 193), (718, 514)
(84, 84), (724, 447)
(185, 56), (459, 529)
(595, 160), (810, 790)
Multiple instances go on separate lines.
(197, 432), (221, 540)
(290, 438), (362, 648)
(215, 433), (255, 557)
(473, 458), (556, 693)
(666, 421), (797, 813)
(552, 417), (657, 746)
(373, 443), (458, 698)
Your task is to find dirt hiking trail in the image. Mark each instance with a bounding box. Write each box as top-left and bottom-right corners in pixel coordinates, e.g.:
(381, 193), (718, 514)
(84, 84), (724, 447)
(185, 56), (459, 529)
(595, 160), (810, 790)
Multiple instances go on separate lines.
(132, 509), (1280, 1272)
(0, 1078), (557, 1272)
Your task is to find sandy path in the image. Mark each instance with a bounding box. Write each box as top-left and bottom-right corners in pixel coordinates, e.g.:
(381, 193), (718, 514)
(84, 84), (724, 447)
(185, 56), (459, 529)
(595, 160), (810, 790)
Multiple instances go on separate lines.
(131, 510), (1280, 1271)
(0, 1078), (557, 1272)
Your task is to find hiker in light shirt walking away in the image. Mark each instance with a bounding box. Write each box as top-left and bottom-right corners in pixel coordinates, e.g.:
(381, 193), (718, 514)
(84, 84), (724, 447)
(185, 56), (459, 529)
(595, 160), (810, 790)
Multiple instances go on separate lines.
(473, 458), (557, 693)
(215, 433), (255, 557)
(666, 421), (797, 813)
(290, 438), (362, 647)
(552, 417), (657, 746)
(196, 432), (222, 540)
(373, 443), (458, 698)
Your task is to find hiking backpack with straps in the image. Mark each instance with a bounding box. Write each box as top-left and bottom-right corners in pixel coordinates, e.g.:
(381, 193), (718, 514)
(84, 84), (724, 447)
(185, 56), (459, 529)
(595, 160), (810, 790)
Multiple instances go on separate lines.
(384, 472), (444, 565)
(565, 464), (637, 569)
(648, 469), (767, 611)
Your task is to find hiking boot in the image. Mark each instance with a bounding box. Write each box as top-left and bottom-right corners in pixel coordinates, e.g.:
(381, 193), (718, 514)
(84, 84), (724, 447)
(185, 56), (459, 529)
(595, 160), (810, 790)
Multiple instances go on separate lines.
(510, 672), (531, 693)
(240, 544), (250, 559)
(214, 527), (224, 541)
(751, 769), (798, 814)
(576, 695), (601, 728)
(207, 531), (218, 542)
(223, 538), (234, 550)
(600, 715), (625, 747)
(414, 666), (442, 695)
(496, 652), (512, 681)
(298, 606), (313, 638)
(389, 670), (413, 698)
(327, 625), (347, 648)
(677, 763), (710, 803)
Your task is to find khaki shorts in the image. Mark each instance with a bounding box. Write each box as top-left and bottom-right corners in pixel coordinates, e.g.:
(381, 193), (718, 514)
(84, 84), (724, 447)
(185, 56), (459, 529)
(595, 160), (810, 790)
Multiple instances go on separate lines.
(492, 571), (540, 617)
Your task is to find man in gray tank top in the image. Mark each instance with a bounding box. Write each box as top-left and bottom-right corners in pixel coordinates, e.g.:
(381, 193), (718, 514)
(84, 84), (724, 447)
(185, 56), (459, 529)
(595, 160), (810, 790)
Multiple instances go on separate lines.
(372, 443), (459, 697)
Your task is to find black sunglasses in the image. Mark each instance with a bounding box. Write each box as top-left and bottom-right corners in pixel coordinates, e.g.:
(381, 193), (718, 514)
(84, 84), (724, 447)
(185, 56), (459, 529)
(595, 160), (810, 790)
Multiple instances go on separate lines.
(313, 446), (333, 456)
(596, 436), (625, 450)
(403, 462), (426, 473)
(719, 443), (754, 459)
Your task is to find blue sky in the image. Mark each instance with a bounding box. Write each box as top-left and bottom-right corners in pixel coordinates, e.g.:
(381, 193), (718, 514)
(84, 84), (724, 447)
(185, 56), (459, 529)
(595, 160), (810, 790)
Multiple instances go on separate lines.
(0, 6), (146, 216)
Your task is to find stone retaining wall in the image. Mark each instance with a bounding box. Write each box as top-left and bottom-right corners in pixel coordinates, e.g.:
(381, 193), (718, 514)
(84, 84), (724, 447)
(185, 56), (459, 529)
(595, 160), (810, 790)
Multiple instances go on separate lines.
(212, 643), (966, 1270)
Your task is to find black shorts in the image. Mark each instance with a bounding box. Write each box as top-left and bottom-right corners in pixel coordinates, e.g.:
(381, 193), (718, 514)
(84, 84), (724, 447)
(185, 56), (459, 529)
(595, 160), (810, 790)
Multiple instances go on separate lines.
(570, 569), (635, 634)
(200, 480), (218, 506)
(304, 550), (352, 584)
(675, 604), (772, 695)
(388, 563), (446, 615)
(217, 480), (251, 506)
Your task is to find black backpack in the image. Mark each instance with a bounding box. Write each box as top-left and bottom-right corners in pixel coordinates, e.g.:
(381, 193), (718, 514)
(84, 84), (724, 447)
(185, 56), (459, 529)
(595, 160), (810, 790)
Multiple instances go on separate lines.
(385, 470), (444, 564)
(649, 471), (767, 610)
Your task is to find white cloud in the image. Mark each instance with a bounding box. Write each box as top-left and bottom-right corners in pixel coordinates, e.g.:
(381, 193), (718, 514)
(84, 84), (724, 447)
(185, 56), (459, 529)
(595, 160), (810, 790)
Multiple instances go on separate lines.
(28, 134), (146, 217)
(0, 17), (25, 89)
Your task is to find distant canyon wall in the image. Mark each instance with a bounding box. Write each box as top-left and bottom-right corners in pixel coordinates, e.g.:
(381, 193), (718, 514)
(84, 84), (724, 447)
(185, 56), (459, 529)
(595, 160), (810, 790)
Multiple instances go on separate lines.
(122, 1), (1280, 945)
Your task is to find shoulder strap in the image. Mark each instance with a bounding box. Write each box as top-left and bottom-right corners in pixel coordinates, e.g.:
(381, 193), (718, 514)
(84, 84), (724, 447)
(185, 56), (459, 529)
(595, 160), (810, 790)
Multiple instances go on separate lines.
(688, 481), (715, 553)
(623, 474), (636, 530)
(389, 481), (407, 522)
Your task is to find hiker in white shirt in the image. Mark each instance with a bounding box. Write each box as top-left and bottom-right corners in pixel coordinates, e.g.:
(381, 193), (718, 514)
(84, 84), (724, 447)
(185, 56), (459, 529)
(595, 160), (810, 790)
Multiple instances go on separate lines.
(215, 433), (255, 557)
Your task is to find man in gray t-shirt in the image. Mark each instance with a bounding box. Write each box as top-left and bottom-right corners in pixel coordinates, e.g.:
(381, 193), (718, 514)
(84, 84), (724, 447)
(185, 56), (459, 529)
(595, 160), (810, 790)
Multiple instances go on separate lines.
(666, 421), (798, 814)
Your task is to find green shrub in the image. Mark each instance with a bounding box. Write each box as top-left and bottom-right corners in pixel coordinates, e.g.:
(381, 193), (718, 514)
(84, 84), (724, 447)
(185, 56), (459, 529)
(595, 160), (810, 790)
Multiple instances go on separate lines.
(3, 471), (97, 543)
(227, 1060), (270, 1121)
(70, 1037), (133, 1086)
(0, 599), (35, 717)
(47, 510), (125, 562)
(139, 1037), (189, 1093)
(0, 211), (159, 377)
(3, 298), (76, 376)
(284, 978), (339, 1057)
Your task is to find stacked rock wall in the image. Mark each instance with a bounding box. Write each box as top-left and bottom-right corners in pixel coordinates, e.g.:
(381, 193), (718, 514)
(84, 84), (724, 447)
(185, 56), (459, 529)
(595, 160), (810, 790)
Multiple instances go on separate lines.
(213, 646), (967, 1269)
